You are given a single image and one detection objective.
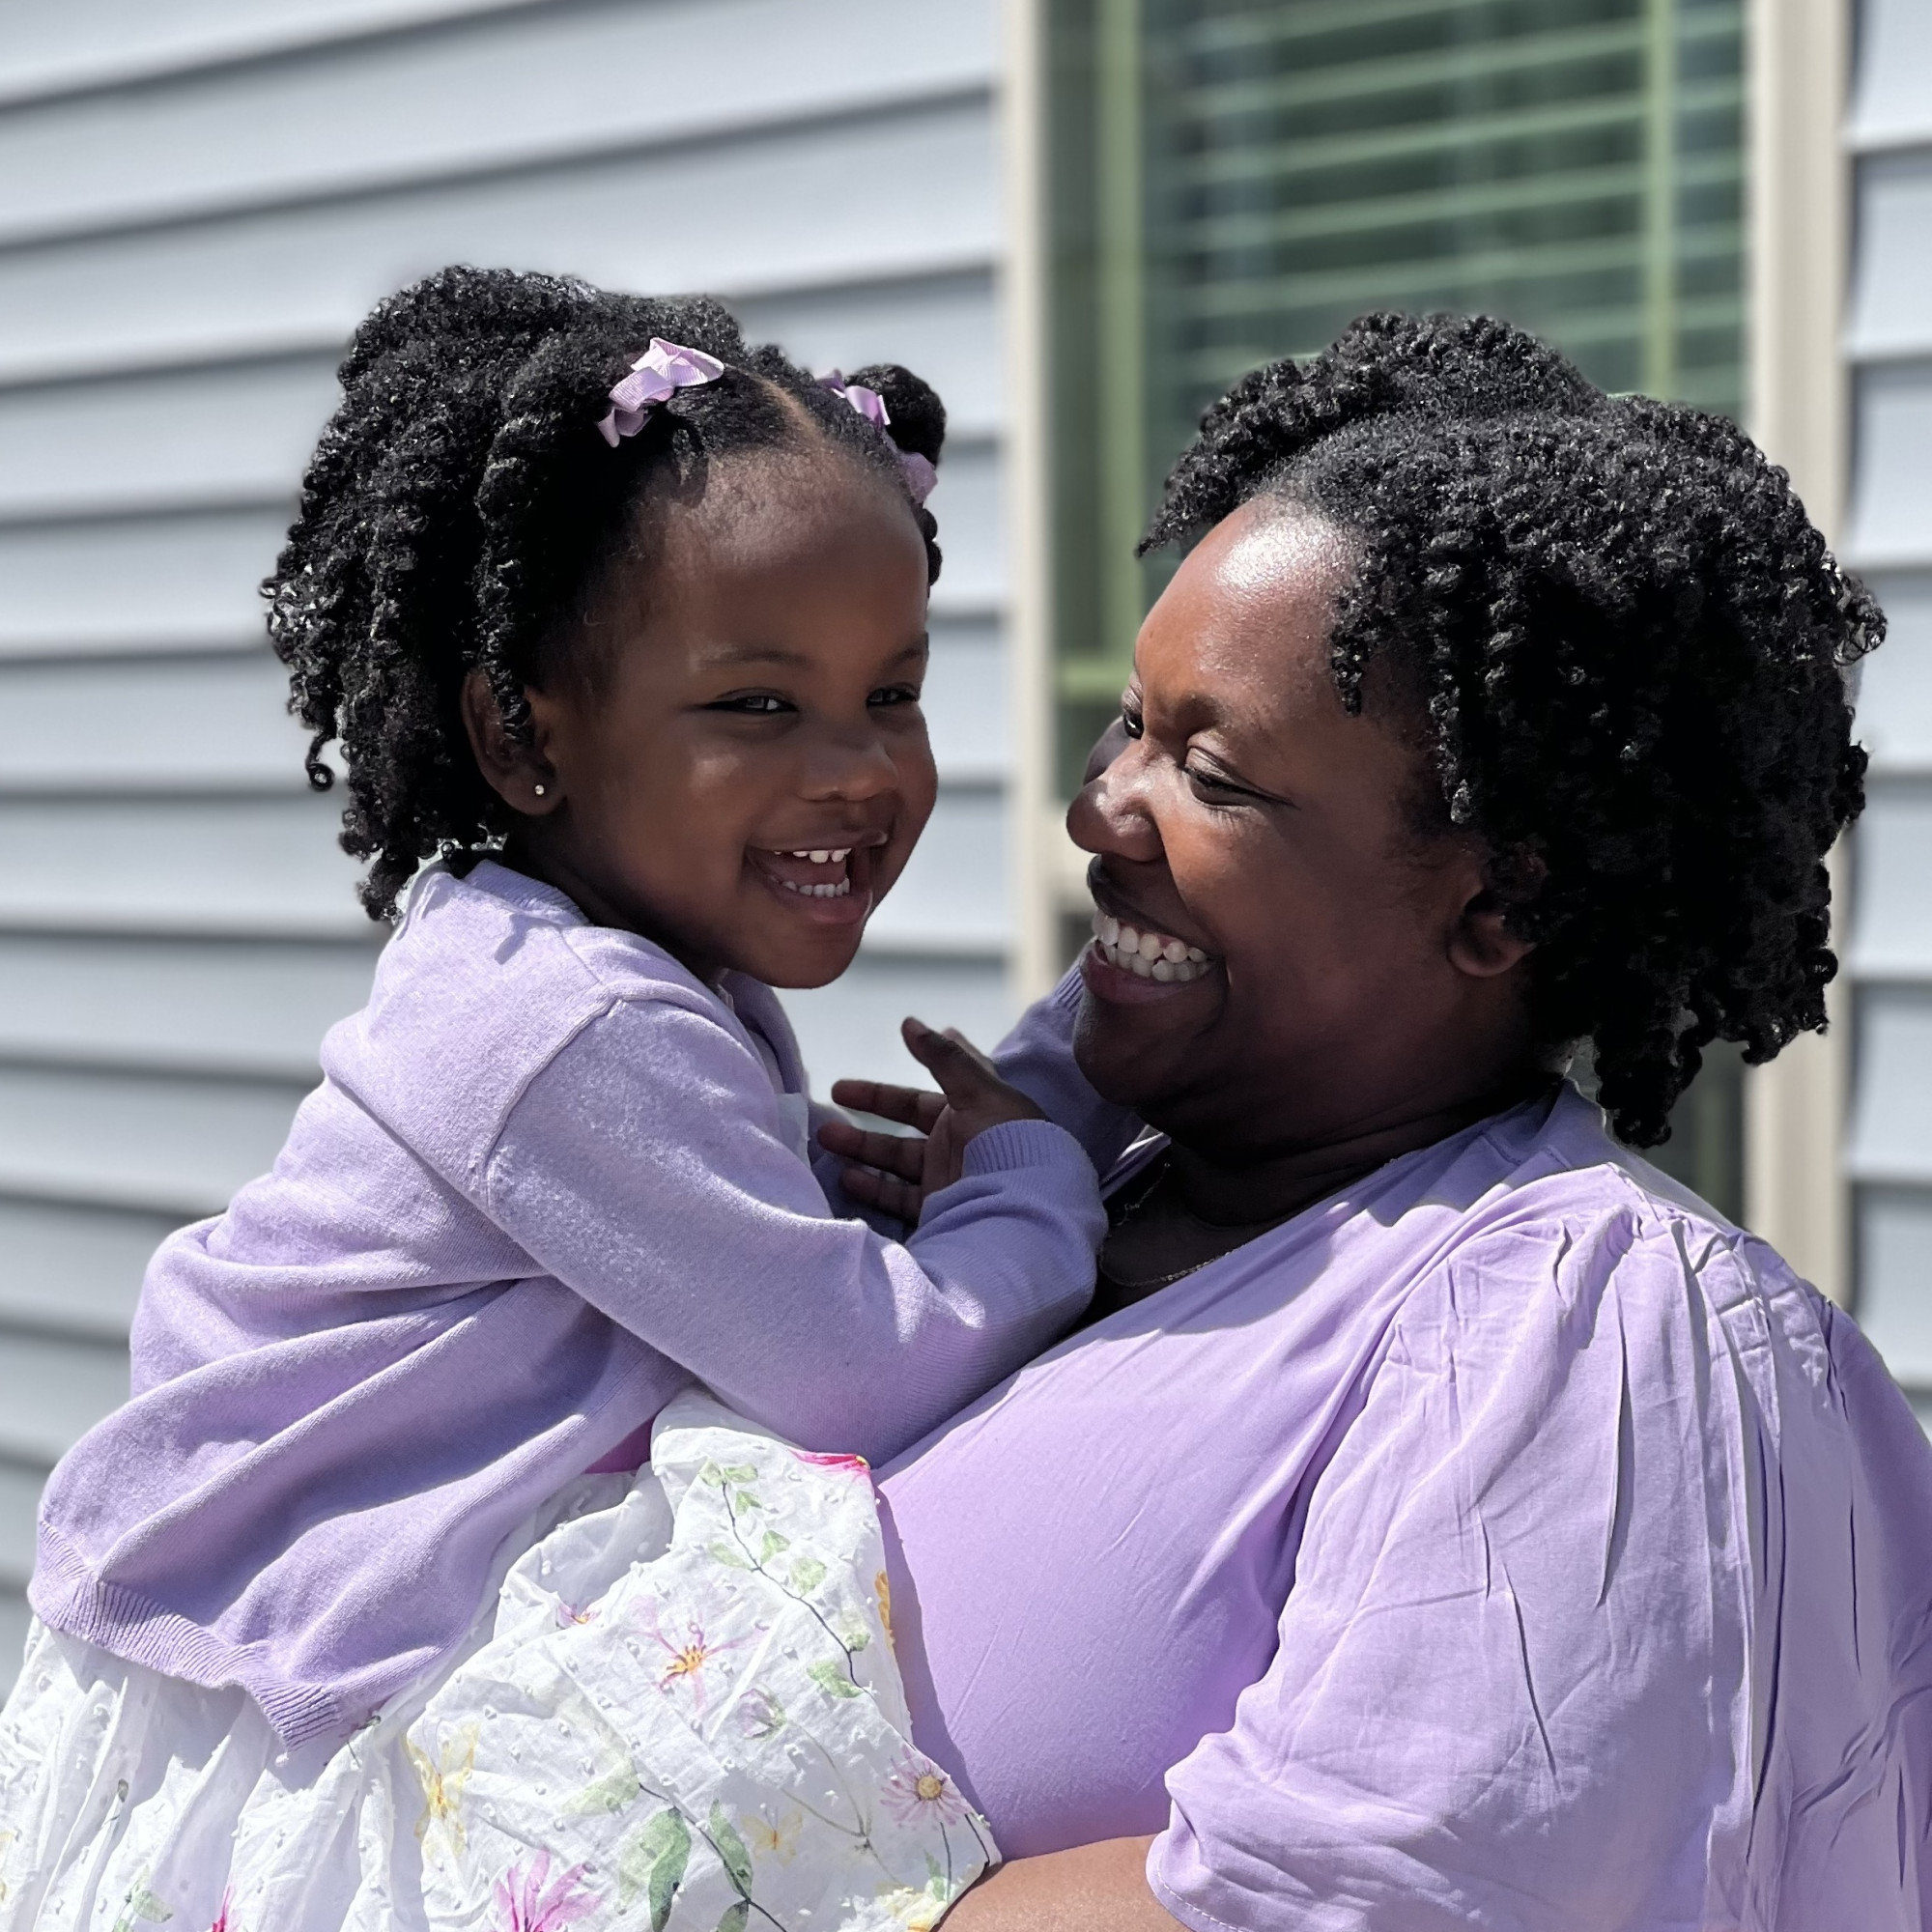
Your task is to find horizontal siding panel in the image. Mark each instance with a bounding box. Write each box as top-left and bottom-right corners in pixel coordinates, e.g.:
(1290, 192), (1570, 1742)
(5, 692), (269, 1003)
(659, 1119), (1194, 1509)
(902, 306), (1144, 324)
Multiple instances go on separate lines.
(0, 934), (374, 1079)
(0, 0), (527, 102)
(0, 652), (307, 791)
(1858, 1184), (1932, 1384)
(0, 790), (1006, 945)
(0, 1588), (27, 1690)
(0, 106), (1000, 386)
(0, 1459), (42, 1590)
(0, 357), (332, 523)
(0, 630), (1003, 793)
(0, 1197), (175, 1340)
(923, 619), (1009, 781)
(863, 786), (1007, 953)
(1847, 360), (1932, 567)
(0, 627), (1006, 791)
(0, 1064), (309, 1217)
(0, 795), (366, 938)
(0, 1328), (130, 1465)
(1848, 780), (1932, 976)
(924, 443), (1004, 615)
(734, 271), (1002, 443)
(0, 0), (993, 248)
(1859, 571), (1932, 773)
(783, 953), (1015, 1090)
(0, 509), (283, 659)
(1850, 0), (1932, 150)
(1848, 154), (1932, 358)
(1848, 984), (1932, 1182)
(0, 353), (1001, 614)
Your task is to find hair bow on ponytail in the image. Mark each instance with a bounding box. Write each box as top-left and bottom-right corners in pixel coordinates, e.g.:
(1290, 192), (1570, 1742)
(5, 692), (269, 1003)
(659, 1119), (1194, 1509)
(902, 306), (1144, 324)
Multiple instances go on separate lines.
(595, 338), (725, 446)
(819, 369), (939, 506)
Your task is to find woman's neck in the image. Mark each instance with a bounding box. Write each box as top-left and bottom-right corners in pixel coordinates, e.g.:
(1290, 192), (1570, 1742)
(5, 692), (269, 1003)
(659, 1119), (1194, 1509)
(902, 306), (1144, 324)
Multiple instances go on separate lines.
(1163, 1067), (1551, 1229)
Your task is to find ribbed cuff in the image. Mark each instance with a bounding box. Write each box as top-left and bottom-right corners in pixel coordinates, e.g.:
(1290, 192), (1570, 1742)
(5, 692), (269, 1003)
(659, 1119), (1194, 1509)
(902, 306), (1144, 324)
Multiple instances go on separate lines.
(958, 1116), (1089, 1178)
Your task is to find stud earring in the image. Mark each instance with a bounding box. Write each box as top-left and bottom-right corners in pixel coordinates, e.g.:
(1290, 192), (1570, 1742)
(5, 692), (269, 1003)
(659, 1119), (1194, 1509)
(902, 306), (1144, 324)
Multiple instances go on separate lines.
(533, 783), (547, 797)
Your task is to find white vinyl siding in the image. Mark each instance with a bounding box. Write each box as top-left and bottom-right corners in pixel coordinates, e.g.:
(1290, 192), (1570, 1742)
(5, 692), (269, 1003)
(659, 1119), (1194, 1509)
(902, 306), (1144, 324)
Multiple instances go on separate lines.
(0, 0), (1013, 1681)
(1845, 0), (1932, 1413)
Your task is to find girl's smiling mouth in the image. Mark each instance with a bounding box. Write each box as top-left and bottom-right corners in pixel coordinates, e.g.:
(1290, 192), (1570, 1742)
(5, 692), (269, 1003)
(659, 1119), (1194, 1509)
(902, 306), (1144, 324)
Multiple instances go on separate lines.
(747, 839), (884, 923)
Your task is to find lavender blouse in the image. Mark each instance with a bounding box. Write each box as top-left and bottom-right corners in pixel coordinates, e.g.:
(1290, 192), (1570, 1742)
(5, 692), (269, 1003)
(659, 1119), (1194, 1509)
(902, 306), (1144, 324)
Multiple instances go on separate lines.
(883, 983), (1932, 1930)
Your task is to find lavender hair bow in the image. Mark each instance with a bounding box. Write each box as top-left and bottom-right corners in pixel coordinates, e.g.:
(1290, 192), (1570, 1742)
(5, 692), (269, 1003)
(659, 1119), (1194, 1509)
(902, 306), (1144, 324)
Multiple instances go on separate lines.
(595, 338), (725, 446)
(819, 369), (939, 506)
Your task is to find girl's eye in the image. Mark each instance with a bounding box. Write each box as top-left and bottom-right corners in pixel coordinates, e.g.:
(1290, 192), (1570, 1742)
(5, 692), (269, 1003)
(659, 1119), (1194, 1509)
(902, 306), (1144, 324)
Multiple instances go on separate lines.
(868, 684), (923, 708)
(1121, 701), (1145, 740)
(710, 694), (793, 716)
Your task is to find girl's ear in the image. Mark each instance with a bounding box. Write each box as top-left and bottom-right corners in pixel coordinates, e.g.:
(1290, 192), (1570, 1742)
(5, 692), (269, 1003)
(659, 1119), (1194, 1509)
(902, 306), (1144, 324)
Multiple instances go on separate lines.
(461, 668), (560, 815)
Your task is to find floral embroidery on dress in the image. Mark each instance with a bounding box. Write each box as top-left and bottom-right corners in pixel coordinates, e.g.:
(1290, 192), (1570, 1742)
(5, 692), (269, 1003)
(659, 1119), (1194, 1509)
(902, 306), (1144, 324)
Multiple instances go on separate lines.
(493, 1850), (595, 1931)
(879, 1751), (969, 1830)
(407, 1719), (479, 1861)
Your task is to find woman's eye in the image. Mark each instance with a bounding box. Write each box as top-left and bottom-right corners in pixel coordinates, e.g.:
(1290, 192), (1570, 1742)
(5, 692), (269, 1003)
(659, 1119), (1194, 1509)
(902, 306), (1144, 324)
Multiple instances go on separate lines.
(868, 685), (923, 708)
(1121, 703), (1145, 740)
(1184, 762), (1245, 798)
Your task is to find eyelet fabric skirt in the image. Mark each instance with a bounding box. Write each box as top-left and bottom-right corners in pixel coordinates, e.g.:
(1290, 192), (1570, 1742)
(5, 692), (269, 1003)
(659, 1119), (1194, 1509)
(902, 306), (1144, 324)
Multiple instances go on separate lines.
(0, 1393), (994, 1932)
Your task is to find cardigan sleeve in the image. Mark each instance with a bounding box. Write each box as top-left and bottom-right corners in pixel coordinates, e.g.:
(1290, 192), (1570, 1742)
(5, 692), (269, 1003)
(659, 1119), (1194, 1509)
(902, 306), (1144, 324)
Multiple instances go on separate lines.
(480, 993), (1104, 1466)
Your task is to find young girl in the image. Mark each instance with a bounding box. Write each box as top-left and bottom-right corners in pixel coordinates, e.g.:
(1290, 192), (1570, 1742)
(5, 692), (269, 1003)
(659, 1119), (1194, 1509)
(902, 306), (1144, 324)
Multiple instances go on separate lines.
(0, 269), (1106, 1929)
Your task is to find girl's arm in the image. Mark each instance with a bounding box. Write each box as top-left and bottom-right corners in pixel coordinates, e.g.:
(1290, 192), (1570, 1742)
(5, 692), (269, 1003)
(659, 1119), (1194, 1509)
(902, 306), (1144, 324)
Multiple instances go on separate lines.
(945, 1837), (1181, 1932)
(480, 994), (1104, 1466)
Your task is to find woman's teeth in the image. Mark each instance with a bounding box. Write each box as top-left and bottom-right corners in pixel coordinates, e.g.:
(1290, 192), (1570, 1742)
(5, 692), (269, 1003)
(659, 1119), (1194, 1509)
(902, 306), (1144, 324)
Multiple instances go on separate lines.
(1091, 910), (1211, 982)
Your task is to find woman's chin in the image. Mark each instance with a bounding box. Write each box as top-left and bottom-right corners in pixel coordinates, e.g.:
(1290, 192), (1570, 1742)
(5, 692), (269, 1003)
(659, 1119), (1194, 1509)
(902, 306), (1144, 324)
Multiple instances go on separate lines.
(1072, 943), (1218, 1106)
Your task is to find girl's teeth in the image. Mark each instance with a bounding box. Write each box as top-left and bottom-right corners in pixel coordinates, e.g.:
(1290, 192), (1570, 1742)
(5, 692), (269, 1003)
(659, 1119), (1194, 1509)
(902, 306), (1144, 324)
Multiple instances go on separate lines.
(785, 847), (851, 864)
(781, 878), (852, 898)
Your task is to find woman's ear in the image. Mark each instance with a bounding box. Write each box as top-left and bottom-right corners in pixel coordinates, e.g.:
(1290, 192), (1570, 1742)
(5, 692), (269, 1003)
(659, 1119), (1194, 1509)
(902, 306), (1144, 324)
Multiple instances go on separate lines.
(461, 668), (559, 815)
(1448, 886), (1536, 979)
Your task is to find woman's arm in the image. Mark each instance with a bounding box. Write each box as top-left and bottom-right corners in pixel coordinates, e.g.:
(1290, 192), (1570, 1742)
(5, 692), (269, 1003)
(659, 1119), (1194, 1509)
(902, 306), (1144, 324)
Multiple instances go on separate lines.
(946, 1836), (1183, 1932)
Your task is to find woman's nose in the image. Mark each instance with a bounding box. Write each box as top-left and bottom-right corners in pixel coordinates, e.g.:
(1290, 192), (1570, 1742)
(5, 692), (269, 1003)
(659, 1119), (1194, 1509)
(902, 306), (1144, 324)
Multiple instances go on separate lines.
(1065, 743), (1162, 863)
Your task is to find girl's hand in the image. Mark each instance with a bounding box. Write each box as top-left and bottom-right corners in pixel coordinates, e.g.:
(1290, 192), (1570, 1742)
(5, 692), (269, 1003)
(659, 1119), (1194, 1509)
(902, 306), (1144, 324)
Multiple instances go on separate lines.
(821, 1019), (1044, 1223)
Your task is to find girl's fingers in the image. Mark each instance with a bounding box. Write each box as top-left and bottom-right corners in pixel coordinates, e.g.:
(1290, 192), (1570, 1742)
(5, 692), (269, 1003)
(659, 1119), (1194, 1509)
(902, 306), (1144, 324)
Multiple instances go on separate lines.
(828, 1078), (947, 1133)
(838, 1162), (924, 1224)
(900, 1019), (999, 1104)
(815, 1119), (927, 1183)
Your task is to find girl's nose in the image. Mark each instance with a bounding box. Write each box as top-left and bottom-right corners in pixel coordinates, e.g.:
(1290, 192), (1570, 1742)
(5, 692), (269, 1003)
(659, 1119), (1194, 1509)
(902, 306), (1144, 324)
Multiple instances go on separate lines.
(802, 723), (899, 801)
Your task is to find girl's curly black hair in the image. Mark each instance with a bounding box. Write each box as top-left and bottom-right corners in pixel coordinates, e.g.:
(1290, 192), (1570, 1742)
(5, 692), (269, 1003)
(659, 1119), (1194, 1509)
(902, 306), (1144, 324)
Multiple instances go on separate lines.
(1143, 312), (1880, 1147)
(267, 265), (947, 922)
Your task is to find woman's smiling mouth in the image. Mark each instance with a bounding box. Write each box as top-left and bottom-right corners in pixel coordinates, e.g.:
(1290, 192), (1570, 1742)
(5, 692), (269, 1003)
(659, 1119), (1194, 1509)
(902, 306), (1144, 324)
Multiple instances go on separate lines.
(1085, 907), (1217, 989)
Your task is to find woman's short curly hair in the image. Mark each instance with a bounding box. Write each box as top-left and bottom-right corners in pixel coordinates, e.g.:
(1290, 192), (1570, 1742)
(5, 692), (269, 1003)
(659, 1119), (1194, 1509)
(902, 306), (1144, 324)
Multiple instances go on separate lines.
(266, 265), (947, 921)
(1143, 312), (1879, 1147)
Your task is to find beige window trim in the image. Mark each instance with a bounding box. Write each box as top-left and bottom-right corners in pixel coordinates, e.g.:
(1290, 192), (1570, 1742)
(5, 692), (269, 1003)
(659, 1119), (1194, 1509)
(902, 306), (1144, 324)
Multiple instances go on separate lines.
(1744, 0), (1853, 1300)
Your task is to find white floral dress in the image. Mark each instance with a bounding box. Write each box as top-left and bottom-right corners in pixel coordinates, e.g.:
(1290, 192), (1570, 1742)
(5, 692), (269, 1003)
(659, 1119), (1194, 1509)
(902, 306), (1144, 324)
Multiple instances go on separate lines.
(0, 1394), (994, 1932)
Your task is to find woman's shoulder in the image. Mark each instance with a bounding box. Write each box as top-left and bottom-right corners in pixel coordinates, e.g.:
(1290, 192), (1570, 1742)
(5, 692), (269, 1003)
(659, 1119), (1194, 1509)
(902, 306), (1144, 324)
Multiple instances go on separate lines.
(1395, 1083), (1823, 1386)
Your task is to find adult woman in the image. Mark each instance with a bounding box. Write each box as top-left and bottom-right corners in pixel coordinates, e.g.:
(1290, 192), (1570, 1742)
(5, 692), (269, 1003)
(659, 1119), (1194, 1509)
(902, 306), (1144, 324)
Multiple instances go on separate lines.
(827, 315), (1932, 1929)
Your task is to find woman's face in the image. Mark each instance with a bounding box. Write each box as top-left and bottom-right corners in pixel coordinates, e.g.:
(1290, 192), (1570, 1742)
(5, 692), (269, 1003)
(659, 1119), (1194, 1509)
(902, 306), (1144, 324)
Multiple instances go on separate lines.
(1069, 497), (1533, 1159)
